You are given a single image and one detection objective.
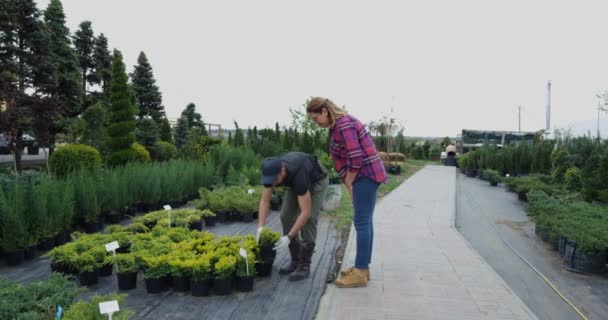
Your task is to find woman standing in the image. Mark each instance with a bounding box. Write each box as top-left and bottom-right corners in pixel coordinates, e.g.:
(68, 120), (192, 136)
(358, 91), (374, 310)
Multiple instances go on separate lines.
(307, 97), (388, 288)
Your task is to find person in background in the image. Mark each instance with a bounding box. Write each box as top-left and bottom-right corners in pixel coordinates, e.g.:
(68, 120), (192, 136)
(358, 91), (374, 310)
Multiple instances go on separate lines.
(307, 97), (388, 288)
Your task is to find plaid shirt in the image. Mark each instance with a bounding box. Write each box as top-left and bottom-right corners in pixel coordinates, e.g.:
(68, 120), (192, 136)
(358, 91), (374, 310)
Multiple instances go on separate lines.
(330, 115), (388, 184)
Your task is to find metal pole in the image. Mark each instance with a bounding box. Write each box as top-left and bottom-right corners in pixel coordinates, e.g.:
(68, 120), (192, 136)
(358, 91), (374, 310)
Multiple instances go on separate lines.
(518, 106), (521, 133)
(598, 102), (601, 141)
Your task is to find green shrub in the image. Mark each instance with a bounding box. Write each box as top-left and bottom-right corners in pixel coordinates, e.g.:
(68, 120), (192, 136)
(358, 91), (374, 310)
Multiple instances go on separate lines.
(482, 169), (502, 185)
(0, 274), (81, 320)
(63, 293), (134, 320)
(143, 255), (173, 279)
(236, 251), (256, 277)
(0, 181), (29, 251)
(214, 255), (236, 279)
(132, 142), (151, 162)
(258, 227), (280, 248)
(152, 141), (177, 161)
(564, 167), (583, 192)
(49, 144), (102, 177)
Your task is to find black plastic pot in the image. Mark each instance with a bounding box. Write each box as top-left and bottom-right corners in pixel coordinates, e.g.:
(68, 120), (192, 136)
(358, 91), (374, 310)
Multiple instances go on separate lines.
(117, 272), (137, 291)
(97, 215), (106, 231)
(162, 275), (173, 290)
(490, 181), (498, 187)
(465, 169), (476, 178)
(253, 211), (258, 220)
(213, 277), (232, 295)
(558, 236), (568, 258)
(236, 275), (254, 292)
(517, 191), (528, 202)
(204, 216), (217, 227)
(270, 201), (281, 211)
(173, 276), (191, 292)
(259, 246), (277, 263)
(116, 246), (130, 254)
(191, 278), (211, 297)
(145, 277), (164, 293)
(24, 245), (37, 260)
(79, 271), (99, 286)
(50, 262), (65, 274)
(99, 264), (113, 277)
(5, 250), (25, 266)
(27, 146), (39, 155)
(563, 240), (608, 274)
(84, 222), (99, 234)
(54, 232), (68, 246)
(216, 211), (227, 223)
(107, 213), (121, 224)
(256, 261), (273, 277)
(37, 237), (55, 252)
(242, 212), (253, 223)
(189, 220), (203, 231)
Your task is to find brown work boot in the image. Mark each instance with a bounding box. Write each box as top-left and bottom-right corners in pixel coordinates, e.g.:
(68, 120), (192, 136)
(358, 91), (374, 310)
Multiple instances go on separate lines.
(288, 245), (313, 282)
(340, 266), (370, 280)
(279, 242), (300, 275)
(335, 268), (368, 288)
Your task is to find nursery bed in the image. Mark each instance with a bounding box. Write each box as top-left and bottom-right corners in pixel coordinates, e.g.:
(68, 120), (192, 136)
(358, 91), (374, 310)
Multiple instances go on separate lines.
(0, 209), (340, 320)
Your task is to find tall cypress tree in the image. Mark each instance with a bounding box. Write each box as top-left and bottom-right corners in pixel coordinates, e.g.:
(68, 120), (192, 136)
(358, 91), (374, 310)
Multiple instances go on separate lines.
(233, 121), (244, 148)
(159, 117), (173, 143)
(44, 0), (83, 117)
(107, 50), (136, 166)
(181, 103), (203, 128)
(131, 51), (164, 122)
(174, 117), (189, 148)
(73, 21), (95, 99)
(92, 33), (111, 102)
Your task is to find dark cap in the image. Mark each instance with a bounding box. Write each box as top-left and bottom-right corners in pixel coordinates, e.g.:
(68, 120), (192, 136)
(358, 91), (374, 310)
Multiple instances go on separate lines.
(261, 157), (282, 186)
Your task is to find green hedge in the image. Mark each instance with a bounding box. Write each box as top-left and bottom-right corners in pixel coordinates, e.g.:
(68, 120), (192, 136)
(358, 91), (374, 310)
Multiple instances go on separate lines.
(49, 144), (102, 177)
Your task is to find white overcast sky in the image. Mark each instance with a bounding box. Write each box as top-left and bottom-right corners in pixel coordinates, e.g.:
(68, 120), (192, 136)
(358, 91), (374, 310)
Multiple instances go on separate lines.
(36, 0), (608, 137)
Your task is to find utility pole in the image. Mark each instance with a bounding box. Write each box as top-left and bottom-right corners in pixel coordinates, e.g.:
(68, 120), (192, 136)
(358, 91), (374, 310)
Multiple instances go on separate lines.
(546, 81), (551, 131)
(598, 101), (602, 141)
(518, 105), (522, 133)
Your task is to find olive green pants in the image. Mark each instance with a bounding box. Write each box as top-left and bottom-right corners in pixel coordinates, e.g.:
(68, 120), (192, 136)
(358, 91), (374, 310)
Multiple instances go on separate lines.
(280, 175), (329, 251)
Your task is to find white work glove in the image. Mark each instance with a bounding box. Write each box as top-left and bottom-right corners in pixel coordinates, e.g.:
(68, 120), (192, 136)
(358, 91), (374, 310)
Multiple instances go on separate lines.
(273, 235), (290, 251)
(256, 226), (263, 244)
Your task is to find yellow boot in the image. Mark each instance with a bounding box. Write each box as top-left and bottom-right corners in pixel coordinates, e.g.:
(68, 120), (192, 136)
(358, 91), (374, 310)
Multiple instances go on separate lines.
(340, 266), (370, 280)
(335, 268), (368, 288)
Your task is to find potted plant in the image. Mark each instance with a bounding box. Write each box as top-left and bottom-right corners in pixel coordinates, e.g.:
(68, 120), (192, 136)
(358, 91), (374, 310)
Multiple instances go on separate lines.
(143, 255), (172, 294)
(0, 183), (29, 266)
(201, 209), (217, 227)
(73, 252), (100, 286)
(483, 169), (502, 186)
(207, 193), (227, 223)
(48, 243), (78, 275)
(185, 210), (204, 231)
(270, 188), (284, 211)
(257, 227), (280, 277)
(190, 255), (212, 297)
(213, 255), (236, 295)
(236, 252), (256, 292)
(169, 253), (196, 293)
(107, 253), (139, 291)
(87, 246), (112, 277)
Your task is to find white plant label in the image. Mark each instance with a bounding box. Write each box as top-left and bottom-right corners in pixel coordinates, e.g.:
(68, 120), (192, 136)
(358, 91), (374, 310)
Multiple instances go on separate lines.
(163, 205), (172, 211)
(239, 248), (250, 276)
(247, 189), (254, 195)
(105, 241), (119, 252)
(99, 300), (119, 315)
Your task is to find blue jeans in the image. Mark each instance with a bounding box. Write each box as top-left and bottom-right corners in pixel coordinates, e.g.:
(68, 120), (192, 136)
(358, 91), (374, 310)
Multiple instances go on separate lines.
(353, 176), (379, 269)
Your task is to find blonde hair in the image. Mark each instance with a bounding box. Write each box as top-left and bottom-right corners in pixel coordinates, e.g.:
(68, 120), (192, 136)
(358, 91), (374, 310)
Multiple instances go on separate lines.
(306, 97), (348, 127)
